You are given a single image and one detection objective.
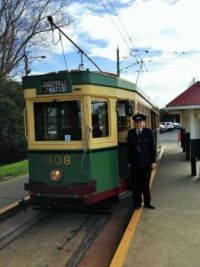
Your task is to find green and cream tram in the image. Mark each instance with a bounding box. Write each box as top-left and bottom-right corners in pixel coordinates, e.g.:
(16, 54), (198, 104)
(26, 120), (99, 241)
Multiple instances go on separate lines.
(23, 70), (159, 206)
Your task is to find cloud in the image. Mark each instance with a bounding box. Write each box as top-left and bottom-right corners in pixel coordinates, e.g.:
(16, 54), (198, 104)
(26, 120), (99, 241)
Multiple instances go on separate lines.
(33, 0), (200, 108)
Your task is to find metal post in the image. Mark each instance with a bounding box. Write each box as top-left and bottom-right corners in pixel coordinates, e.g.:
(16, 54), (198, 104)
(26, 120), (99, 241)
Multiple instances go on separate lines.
(24, 55), (29, 76)
(117, 46), (120, 77)
(24, 54), (46, 76)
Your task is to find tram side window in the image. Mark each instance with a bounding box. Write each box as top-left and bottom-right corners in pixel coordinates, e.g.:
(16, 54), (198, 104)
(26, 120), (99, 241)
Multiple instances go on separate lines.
(91, 100), (109, 138)
(117, 101), (131, 131)
(34, 101), (82, 141)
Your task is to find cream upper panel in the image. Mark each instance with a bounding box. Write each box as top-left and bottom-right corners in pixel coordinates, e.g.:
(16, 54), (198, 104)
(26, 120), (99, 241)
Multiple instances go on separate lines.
(24, 85), (139, 102)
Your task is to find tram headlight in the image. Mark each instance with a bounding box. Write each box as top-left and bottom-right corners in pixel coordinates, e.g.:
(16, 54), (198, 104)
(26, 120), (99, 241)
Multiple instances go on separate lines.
(50, 169), (62, 182)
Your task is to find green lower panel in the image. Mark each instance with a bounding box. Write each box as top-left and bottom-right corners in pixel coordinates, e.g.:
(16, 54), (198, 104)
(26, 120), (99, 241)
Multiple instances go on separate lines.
(28, 151), (91, 186)
(118, 143), (129, 179)
(91, 148), (119, 192)
(28, 147), (119, 194)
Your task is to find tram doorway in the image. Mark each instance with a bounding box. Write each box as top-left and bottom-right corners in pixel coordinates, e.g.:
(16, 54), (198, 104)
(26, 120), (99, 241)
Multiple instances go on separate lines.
(116, 100), (133, 180)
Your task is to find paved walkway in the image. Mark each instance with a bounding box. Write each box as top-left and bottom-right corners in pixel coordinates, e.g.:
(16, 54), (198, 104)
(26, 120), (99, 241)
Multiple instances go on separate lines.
(0, 175), (28, 210)
(111, 132), (200, 267)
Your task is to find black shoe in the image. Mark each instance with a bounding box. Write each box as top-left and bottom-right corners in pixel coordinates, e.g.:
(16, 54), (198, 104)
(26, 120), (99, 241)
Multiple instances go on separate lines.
(144, 204), (155, 209)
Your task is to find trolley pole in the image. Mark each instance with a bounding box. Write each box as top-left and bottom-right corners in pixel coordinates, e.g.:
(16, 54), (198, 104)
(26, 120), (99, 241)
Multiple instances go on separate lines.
(47, 16), (102, 72)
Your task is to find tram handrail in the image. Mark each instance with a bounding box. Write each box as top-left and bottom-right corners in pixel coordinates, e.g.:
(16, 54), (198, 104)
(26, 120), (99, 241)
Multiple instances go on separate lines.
(24, 108), (28, 139)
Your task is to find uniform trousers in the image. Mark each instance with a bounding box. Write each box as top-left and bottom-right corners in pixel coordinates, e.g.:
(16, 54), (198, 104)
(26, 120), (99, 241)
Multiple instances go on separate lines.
(131, 166), (152, 207)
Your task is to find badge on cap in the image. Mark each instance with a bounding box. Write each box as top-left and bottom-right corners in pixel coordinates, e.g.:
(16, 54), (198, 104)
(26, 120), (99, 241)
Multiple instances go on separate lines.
(132, 113), (146, 121)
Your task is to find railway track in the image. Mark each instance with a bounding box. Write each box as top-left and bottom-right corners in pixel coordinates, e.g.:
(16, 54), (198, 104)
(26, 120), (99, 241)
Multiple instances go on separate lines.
(0, 209), (50, 251)
(0, 195), (133, 267)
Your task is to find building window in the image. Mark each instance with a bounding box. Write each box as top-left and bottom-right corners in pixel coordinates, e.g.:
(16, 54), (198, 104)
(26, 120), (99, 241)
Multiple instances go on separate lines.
(91, 100), (109, 138)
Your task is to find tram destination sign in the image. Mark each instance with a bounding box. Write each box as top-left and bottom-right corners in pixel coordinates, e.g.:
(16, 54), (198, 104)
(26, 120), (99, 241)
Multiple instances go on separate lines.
(40, 79), (71, 94)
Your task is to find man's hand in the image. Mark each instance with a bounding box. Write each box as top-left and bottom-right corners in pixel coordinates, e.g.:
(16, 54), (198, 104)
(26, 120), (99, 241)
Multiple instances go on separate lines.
(151, 163), (157, 169)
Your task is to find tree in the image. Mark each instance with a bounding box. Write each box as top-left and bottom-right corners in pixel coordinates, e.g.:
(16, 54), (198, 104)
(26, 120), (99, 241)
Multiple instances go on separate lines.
(0, 78), (27, 163)
(0, 0), (72, 79)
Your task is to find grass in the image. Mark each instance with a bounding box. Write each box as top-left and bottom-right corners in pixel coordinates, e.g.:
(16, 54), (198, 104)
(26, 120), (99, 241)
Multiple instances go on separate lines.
(0, 159), (29, 178)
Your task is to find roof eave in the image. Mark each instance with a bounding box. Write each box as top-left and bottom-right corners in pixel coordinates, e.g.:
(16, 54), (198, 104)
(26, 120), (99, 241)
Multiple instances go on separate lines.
(166, 104), (200, 110)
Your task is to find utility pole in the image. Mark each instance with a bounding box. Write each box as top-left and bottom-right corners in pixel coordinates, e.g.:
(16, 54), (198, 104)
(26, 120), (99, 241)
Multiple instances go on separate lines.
(24, 54), (46, 76)
(117, 46), (120, 77)
(24, 55), (30, 76)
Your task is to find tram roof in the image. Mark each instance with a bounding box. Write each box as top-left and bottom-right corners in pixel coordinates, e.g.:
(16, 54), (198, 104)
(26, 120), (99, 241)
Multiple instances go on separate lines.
(22, 70), (158, 110)
(22, 70), (136, 90)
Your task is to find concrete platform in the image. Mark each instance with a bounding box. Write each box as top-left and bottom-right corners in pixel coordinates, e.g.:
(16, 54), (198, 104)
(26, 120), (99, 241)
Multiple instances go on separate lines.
(111, 131), (200, 267)
(0, 175), (28, 213)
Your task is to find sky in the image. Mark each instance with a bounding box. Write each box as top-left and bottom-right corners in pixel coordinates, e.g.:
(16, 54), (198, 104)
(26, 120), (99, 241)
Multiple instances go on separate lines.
(30, 0), (200, 108)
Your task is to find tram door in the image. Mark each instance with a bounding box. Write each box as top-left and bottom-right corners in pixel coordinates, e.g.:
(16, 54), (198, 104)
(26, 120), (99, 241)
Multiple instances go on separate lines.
(117, 100), (133, 180)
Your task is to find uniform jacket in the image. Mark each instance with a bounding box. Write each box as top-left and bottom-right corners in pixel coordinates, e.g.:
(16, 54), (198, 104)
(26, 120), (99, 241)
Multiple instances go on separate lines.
(127, 127), (156, 168)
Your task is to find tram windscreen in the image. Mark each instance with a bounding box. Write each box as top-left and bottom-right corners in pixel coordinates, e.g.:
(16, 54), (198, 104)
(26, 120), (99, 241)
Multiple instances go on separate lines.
(34, 101), (82, 141)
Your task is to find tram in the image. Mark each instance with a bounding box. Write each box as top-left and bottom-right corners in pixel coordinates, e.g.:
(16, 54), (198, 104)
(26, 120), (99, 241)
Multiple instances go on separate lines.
(23, 70), (159, 206)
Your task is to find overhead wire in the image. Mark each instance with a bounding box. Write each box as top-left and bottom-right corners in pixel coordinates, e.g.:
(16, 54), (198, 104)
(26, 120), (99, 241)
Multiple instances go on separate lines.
(59, 32), (68, 70)
(121, 47), (200, 74)
(100, 0), (131, 49)
(105, 0), (145, 77)
(122, 59), (200, 73)
(106, 0), (143, 66)
(106, 0), (135, 49)
(100, 0), (144, 84)
(131, 48), (200, 56)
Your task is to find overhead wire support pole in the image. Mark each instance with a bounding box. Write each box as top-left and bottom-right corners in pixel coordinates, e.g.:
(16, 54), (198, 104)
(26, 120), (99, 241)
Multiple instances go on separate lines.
(47, 16), (102, 72)
(117, 46), (120, 77)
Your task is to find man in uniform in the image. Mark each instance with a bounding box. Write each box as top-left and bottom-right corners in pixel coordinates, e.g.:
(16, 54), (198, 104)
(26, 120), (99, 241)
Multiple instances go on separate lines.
(127, 113), (156, 209)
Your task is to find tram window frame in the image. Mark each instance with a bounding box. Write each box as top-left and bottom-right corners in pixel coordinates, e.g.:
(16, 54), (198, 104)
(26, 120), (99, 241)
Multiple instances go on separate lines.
(91, 99), (109, 138)
(34, 100), (82, 141)
(117, 100), (132, 132)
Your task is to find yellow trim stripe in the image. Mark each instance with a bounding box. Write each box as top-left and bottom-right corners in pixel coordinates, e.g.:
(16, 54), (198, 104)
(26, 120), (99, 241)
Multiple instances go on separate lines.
(110, 208), (143, 267)
(0, 196), (30, 215)
(110, 145), (165, 267)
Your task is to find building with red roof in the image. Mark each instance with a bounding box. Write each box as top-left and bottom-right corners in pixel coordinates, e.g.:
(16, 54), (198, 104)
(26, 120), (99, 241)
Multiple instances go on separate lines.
(166, 81), (200, 109)
(165, 81), (200, 176)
